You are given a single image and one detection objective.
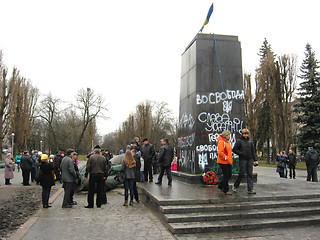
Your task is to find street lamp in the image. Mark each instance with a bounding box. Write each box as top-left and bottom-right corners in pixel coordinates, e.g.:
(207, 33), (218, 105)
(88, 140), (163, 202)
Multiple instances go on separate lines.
(40, 140), (42, 152)
(11, 133), (15, 156)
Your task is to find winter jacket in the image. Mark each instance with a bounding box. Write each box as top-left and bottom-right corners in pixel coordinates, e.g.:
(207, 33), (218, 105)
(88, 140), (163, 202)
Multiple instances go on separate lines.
(158, 143), (174, 167)
(5, 157), (14, 179)
(54, 154), (63, 168)
(217, 135), (233, 165)
(288, 153), (297, 166)
(121, 160), (137, 180)
(233, 135), (257, 161)
(304, 149), (320, 166)
(39, 162), (55, 188)
(141, 143), (155, 162)
(133, 154), (141, 181)
(21, 155), (33, 170)
(85, 153), (108, 178)
(60, 156), (77, 183)
(15, 155), (22, 163)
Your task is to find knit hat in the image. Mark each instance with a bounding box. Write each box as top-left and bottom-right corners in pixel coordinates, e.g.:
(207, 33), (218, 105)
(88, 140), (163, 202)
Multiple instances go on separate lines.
(142, 138), (148, 143)
(41, 154), (49, 162)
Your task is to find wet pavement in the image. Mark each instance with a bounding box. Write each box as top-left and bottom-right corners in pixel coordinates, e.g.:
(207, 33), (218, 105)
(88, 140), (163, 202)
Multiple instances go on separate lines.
(4, 165), (320, 240)
(21, 188), (176, 240)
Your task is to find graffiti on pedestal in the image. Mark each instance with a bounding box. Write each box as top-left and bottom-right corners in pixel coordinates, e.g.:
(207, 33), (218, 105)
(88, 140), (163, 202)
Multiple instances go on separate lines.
(195, 89), (244, 174)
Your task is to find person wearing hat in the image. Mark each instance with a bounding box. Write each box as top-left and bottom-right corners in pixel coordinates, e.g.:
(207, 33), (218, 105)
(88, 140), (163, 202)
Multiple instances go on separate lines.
(217, 130), (233, 195)
(141, 138), (155, 182)
(232, 128), (258, 194)
(85, 147), (108, 208)
(60, 149), (78, 208)
(39, 154), (55, 208)
(21, 151), (33, 186)
(4, 153), (14, 185)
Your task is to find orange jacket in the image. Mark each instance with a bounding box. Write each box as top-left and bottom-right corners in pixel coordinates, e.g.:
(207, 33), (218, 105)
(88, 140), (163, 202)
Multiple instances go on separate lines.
(217, 135), (233, 165)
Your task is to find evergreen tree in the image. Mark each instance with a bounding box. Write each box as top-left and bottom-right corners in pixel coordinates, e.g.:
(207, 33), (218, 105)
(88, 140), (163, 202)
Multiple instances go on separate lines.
(294, 43), (320, 154)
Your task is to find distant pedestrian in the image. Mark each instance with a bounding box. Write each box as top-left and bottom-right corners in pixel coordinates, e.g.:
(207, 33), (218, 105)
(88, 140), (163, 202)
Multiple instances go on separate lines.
(131, 149), (141, 203)
(232, 129), (258, 194)
(85, 147), (108, 208)
(288, 149), (297, 179)
(4, 153), (14, 185)
(61, 149), (77, 208)
(141, 138), (155, 182)
(171, 157), (177, 172)
(304, 147), (319, 182)
(155, 138), (174, 186)
(21, 151), (33, 186)
(217, 130), (233, 195)
(131, 137), (141, 152)
(140, 156), (145, 182)
(39, 154), (55, 208)
(121, 150), (136, 206)
(71, 152), (80, 206)
(54, 151), (64, 183)
(276, 152), (287, 178)
(15, 153), (22, 172)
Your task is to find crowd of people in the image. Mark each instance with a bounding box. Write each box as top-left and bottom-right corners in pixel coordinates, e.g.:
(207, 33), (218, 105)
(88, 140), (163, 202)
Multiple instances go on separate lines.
(2, 131), (318, 207)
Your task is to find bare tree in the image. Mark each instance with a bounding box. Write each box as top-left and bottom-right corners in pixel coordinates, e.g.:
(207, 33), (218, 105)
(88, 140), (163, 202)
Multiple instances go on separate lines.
(39, 93), (60, 150)
(75, 88), (106, 151)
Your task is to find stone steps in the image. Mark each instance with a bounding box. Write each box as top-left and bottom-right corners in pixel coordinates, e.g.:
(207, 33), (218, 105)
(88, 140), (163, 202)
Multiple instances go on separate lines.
(169, 215), (320, 234)
(165, 205), (320, 223)
(159, 194), (320, 234)
(161, 198), (320, 214)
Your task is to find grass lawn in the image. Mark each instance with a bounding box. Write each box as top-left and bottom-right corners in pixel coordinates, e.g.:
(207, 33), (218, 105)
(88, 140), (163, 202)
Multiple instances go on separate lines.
(78, 155), (88, 161)
(258, 160), (307, 170)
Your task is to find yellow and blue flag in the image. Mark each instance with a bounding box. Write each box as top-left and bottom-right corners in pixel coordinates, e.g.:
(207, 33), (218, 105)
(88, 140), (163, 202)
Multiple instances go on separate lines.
(199, 3), (214, 33)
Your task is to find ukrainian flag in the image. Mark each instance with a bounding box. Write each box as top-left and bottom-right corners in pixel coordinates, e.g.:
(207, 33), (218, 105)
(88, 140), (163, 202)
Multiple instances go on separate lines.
(200, 3), (214, 33)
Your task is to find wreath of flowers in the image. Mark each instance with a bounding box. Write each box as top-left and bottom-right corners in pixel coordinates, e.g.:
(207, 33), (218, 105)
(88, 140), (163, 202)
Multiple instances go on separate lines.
(203, 171), (218, 185)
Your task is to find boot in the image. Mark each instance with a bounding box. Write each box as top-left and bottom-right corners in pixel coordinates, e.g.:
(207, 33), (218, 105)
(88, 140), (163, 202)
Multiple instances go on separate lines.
(129, 201), (134, 206)
(123, 201), (128, 206)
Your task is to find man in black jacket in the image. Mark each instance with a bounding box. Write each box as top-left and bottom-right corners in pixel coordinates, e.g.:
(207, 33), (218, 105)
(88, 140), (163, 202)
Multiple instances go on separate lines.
(232, 129), (259, 194)
(21, 151), (33, 186)
(85, 148), (108, 208)
(288, 149), (297, 179)
(155, 138), (174, 186)
(304, 147), (319, 182)
(141, 138), (155, 182)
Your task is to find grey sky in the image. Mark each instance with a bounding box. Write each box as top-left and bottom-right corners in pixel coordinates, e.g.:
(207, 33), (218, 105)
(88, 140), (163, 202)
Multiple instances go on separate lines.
(0, 0), (319, 135)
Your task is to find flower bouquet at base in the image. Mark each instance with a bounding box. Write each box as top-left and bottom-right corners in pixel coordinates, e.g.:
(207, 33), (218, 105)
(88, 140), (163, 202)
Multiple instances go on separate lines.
(202, 171), (218, 185)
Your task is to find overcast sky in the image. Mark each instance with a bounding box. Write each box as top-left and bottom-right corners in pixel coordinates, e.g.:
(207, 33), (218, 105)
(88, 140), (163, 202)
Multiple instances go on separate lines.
(1, 0), (319, 135)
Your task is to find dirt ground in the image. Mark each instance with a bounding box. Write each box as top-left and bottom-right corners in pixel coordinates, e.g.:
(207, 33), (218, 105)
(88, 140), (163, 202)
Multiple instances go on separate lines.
(0, 186), (45, 239)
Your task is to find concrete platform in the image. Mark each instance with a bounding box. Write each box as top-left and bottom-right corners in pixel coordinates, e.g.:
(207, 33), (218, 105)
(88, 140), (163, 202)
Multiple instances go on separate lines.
(139, 167), (320, 236)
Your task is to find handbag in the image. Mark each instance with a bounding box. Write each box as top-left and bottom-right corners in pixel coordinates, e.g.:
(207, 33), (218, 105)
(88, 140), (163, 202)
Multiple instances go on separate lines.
(277, 161), (285, 168)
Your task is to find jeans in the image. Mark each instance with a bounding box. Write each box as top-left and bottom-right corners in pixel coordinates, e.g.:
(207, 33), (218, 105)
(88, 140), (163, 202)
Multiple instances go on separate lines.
(88, 173), (104, 207)
(62, 182), (74, 207)
(289, 164), (296, 178)
(42, 186), (52, 207)
(124, 179), (135, 202)
(31, 167), (37, 182)
(234, 160), (254, 191)
(140, 171), (145, 182)
(144, 161), (153, 181)
(133, 181), (139, 201)
(22, 169), (31, 185)
(307, 165), (318, 182)
(157, 166), (172, 184)
(218, 164), (232, 193)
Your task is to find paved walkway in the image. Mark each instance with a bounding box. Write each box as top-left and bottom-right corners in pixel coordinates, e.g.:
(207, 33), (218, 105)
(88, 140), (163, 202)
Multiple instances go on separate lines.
(21, 189), (176, 240)
(4, 165), (320, 240)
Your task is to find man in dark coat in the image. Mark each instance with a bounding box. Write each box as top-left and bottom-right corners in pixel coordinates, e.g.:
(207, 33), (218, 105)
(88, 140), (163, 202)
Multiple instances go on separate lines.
(288, 149), (297, 179)
(60, 149), (77, 208)
(54, 151), (64, 182)
(155, 138), (174, 186)
(232, 129), (259, 194)
(21, 151), (33, 186)
(141, 138), (155, 182)
(85, 147), (108, 208)
(304, 147), (319, 182)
